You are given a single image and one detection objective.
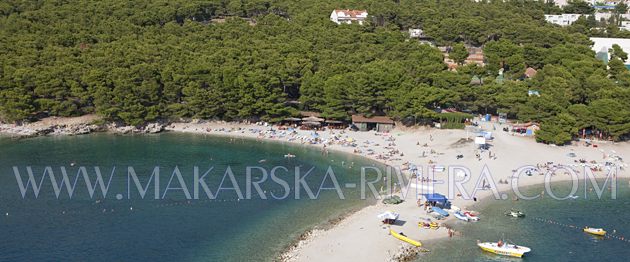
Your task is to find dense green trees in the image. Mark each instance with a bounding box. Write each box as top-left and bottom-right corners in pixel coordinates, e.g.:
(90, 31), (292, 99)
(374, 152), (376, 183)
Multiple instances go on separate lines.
(0, 0), (629, 144)
(450, 43), (469, 65)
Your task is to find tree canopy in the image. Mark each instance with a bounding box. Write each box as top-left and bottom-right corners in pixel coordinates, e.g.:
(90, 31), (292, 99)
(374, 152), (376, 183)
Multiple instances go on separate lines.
(0, 0), (629, 144)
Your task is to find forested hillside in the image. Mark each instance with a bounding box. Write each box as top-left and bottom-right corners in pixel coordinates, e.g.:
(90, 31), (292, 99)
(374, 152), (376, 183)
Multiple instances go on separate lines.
(1, 0), (630, 144)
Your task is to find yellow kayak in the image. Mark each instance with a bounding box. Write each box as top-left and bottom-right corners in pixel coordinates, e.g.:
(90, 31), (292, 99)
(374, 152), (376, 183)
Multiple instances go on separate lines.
(390, 229), (422, 247)
(583, 227), (606, 236)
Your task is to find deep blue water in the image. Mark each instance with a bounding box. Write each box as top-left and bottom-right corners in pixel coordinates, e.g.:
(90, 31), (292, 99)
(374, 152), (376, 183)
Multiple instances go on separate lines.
(0, 133), (382, 261)
(421, 179), (630, 261)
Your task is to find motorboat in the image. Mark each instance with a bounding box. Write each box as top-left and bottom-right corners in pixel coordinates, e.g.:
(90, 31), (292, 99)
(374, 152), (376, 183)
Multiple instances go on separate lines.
(464, 211), (480, 221)
(477, 240), (531, 258)
(454, 211), (469, 222)
(583, 227), (606, 236)
(505, 210), (525, 218)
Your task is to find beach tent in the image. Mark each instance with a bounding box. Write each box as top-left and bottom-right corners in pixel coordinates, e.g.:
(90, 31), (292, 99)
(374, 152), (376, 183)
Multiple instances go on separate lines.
(377, 211), (399, 224)
(377, 211), (399, 220)
(423, 193), (449, 204)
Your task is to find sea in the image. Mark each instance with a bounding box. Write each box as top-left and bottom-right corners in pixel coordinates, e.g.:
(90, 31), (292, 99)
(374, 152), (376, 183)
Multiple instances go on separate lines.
(421, 179), (630, 261)
(0, 133), (383, 261)
(1, 133), (629, 261)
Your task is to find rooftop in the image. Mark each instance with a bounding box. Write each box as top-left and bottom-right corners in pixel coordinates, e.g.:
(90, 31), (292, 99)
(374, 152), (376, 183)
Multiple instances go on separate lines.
(351, 115), (394, 124)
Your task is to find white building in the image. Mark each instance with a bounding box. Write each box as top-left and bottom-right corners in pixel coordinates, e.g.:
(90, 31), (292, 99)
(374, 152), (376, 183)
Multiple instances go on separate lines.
(544, 14), (584, 26)
(330, 9), (368, 25)
(590, 37), (630, 64)
(594, 12), (630, 21)
(408, 28), (424, 38)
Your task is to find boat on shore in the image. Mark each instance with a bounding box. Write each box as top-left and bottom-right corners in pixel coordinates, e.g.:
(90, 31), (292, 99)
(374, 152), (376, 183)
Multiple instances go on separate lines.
(454, 211), (469, 222)
(430, 207), (449, 217)
(390, 229), (422, 246)
(477, 240), (531, 258)
(583, 227), (606, 236)
(464, 211), (480, 221)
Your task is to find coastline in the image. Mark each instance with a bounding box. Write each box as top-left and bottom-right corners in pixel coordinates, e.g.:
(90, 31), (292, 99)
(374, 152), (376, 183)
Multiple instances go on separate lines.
(2, 116), (629, 261)
(161, 121), (629, 261)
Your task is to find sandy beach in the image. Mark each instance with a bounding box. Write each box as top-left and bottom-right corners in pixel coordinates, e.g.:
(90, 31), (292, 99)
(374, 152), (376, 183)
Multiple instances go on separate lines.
(161, 120), (630, 261)
(2, 118), (629, 261)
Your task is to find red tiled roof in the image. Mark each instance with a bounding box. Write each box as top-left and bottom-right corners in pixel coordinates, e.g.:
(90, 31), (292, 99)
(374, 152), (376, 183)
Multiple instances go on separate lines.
(525, 67), (537, 78)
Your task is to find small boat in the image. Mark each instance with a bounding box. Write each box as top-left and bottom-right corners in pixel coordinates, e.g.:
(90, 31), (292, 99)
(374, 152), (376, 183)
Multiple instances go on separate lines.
(284, 154), (296, 158)
(390, 229), (422, 247)
(478, 240), (531, 258)
(464, 211), (480, 221)
(505, 210), (525, 218)
(454, 211), (469, 222)
(583, 227), (606, 236)
(430, 207), (449, 217)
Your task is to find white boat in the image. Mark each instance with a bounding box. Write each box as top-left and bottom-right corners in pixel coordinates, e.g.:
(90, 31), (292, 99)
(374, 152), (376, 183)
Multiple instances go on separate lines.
(454, 211), (469, 221)
(583, 227), (606, 236)
(478, 240), (531, 258)
(464, 211), (480, 221)
(505, 210), (525, 218)
(284, 154), (296, 158)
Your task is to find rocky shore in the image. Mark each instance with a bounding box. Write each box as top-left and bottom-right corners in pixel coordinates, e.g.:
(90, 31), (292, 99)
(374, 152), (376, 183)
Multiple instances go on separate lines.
(0, 115), (166, 137)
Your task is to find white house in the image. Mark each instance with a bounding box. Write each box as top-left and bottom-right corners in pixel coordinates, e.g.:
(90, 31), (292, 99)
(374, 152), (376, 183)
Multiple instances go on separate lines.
(330, 9), (368, 25)
(590, 37), (630, 65)
(544, 14), (584, 26)
(408, 28), (424, 38)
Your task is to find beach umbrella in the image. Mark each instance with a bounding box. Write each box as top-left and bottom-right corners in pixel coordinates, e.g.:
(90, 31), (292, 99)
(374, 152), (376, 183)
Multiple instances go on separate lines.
(302, 116), (324, 122)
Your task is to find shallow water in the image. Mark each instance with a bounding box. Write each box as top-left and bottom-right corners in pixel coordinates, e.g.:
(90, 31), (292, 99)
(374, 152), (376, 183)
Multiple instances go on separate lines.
(0, 133), (383, 261)
(421, 179), (630, 261)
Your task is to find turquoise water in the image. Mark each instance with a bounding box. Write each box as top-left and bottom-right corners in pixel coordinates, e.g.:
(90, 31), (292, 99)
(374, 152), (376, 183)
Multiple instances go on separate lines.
(421, 180), (630, 261)
(0, 133), (382, 261)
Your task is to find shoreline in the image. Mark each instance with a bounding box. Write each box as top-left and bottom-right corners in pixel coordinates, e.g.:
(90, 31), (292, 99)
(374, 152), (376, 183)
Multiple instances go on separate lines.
(145, 121), (630, 261)
(2, 116), (630, 261)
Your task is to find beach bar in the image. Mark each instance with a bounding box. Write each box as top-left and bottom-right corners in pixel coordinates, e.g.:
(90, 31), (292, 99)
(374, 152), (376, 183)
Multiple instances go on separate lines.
(351, 115), (394, 132)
